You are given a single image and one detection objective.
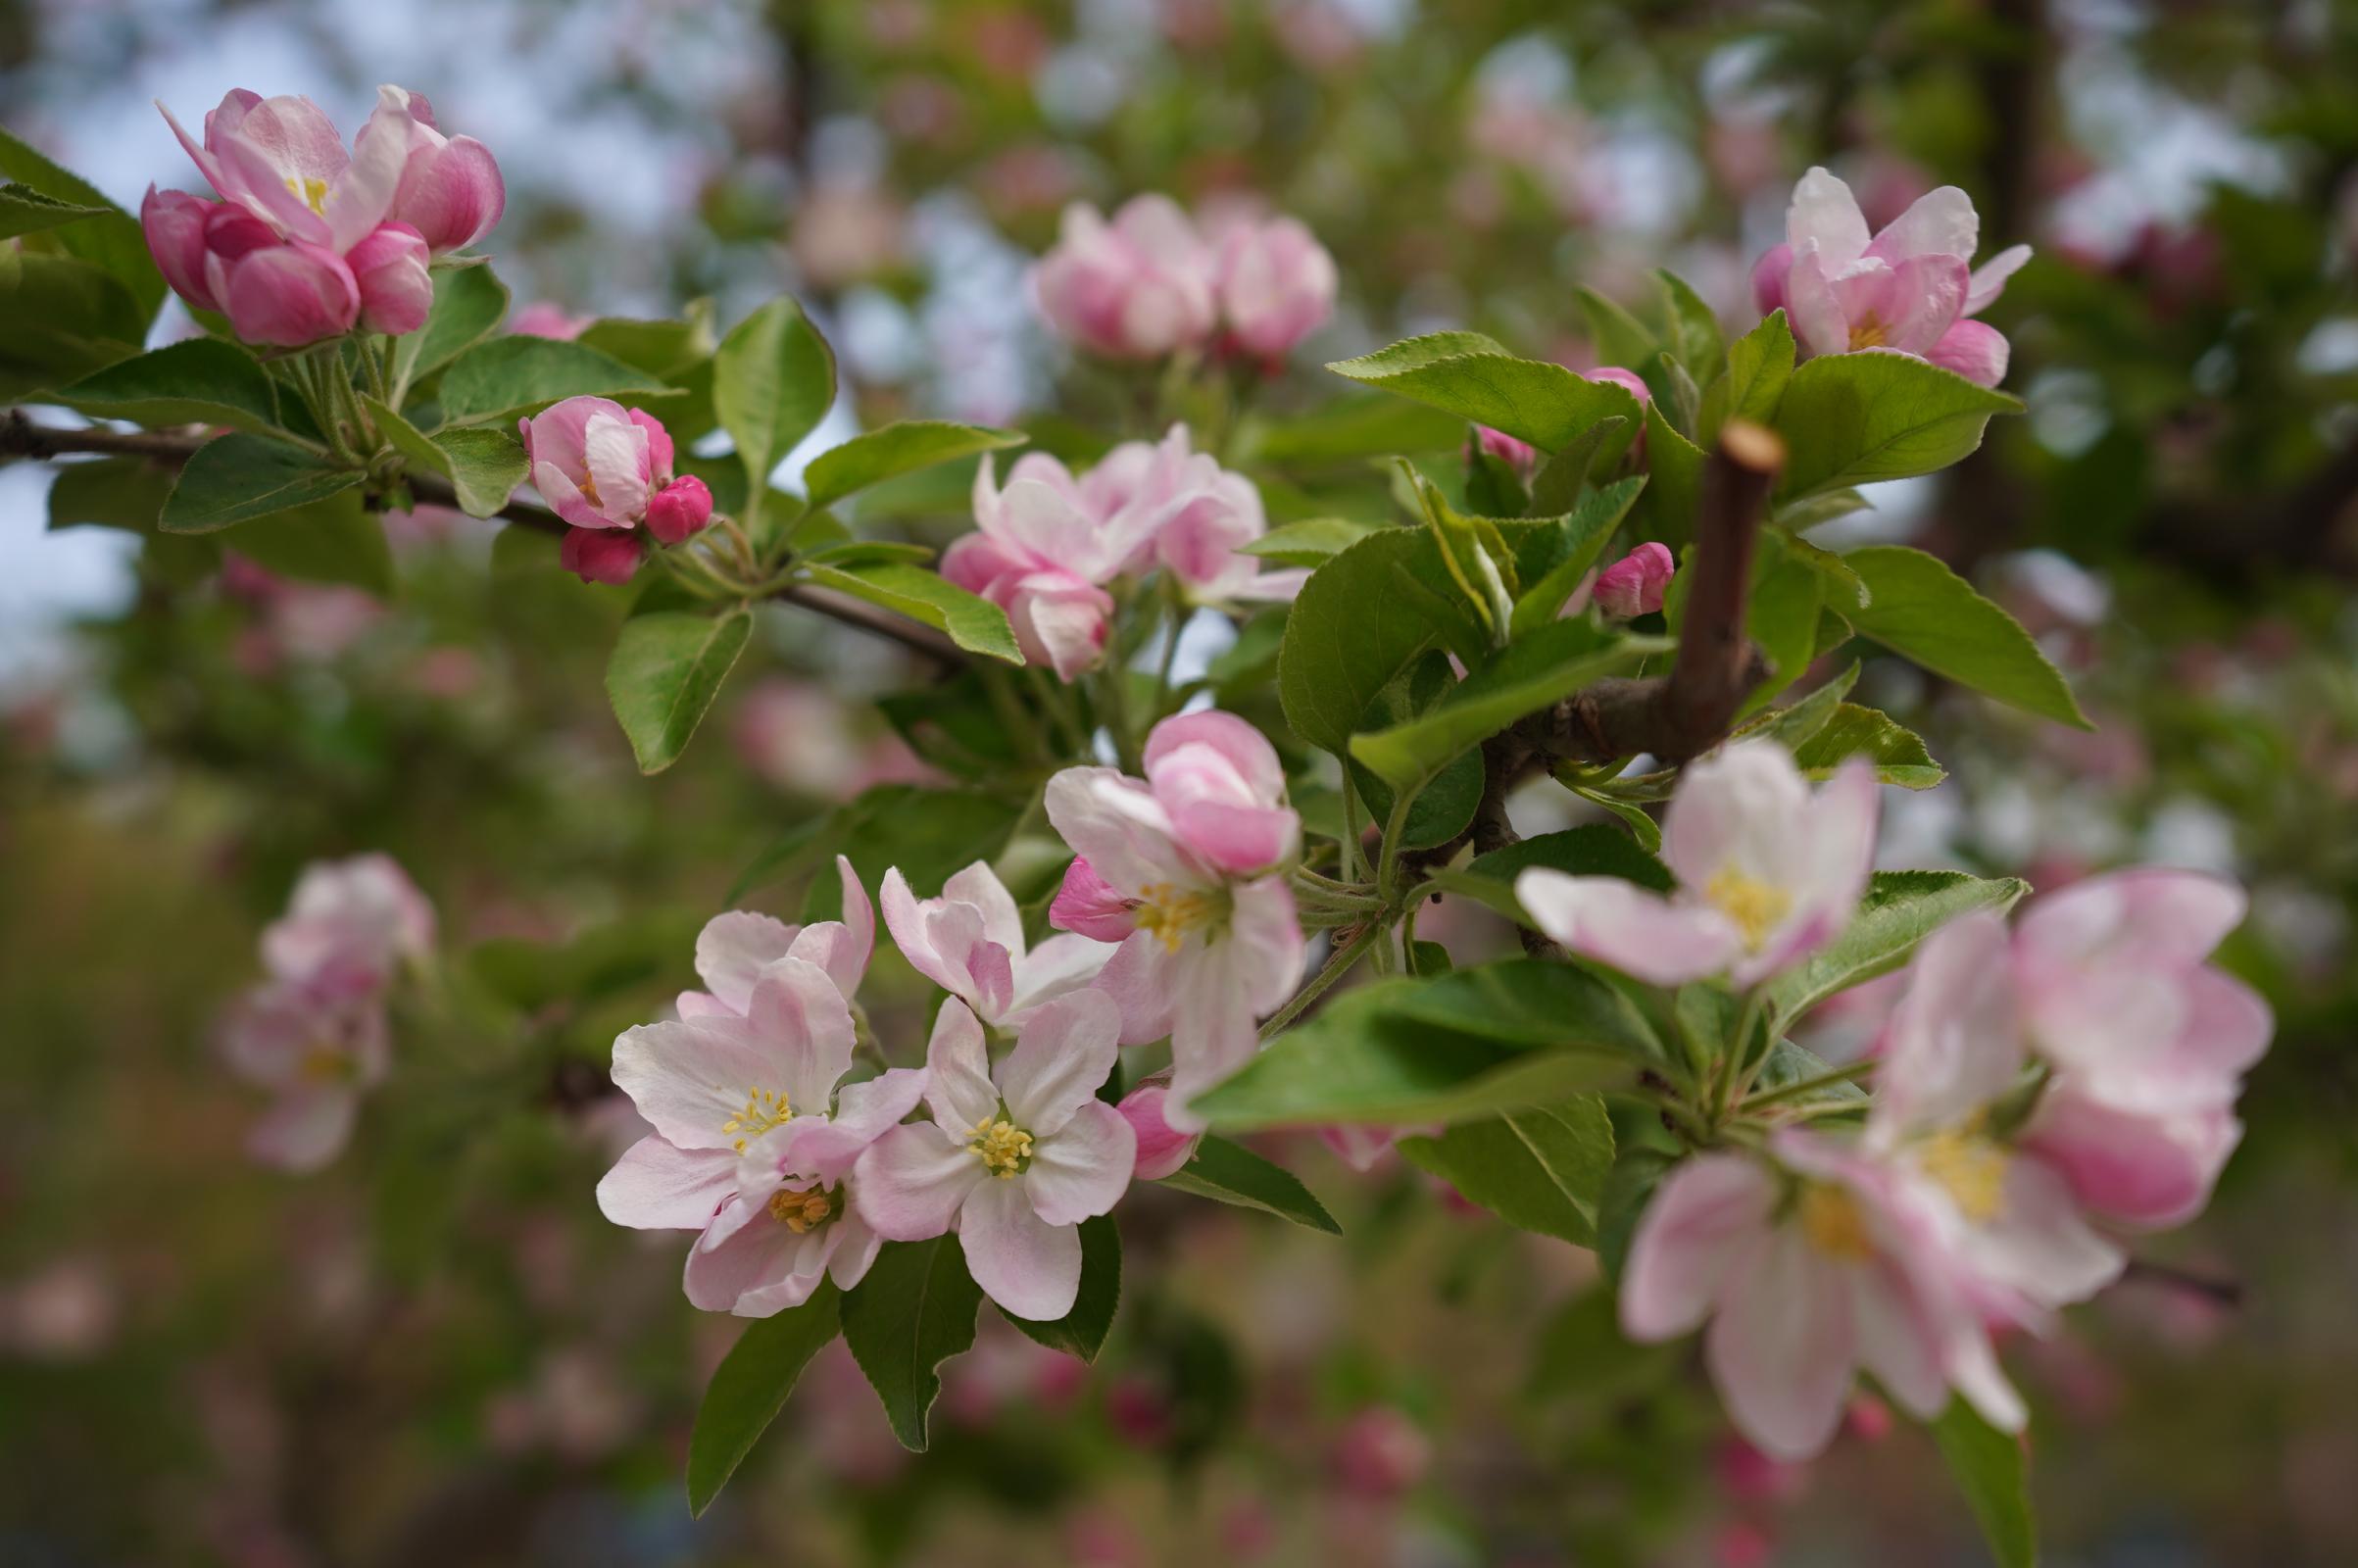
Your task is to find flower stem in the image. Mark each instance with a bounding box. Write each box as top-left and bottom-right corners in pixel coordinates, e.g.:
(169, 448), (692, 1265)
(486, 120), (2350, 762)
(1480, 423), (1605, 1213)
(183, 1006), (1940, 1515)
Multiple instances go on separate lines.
(1258, 923), (1378, 1040)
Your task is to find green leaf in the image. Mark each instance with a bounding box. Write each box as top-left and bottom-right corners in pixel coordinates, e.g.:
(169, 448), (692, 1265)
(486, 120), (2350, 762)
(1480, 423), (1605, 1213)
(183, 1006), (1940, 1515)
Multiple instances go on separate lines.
(1740, 533), (1825, 712)
(1348, 651), (1483, 851)
(160, 433), (362, 533)
(1157, 1136), (1343, 1233)
(1842, 546), (2090, 727)
(1772, 354), (2021, 500)
(394, 264), (509, 395)
(732, 782), (1025, 906)
(1236, 392), (1465, 464)
(0, 126), (163, 323)
(1774, 486), (1871, 532)
(435, 335), (668, 425)
(1350, 621), (1666, 795)
(686, 1287), (842, 1518)
(230, 491), (394, 595)
(1004, 1214), (1120, 1362)
(1656, 270), (1726, 380)
(364, 395), (526, 517)
(1241, 515), (1385, 567)
(1508, 476), (1647, 638)
(45, 455), (173, 533)
(804, 420), (1024, 512)
(1574, 286), (1661, 374)
(1327, 332), (1644, 453)
(1596, 1148), (1675, 1283)
(1197, 959), (1658, 1131)
(1792, 703), (1944, 789)
(1642, 401), (1707, 543)
(55, 339), (284, 434)
(1466, 824), (1675, 893)
(714, 297), (836, 519)
(1744, 662), (1858, 752)
(576, 306), (716, 380)
(1769, 870), (2029, 1020)
(605, 609), (754, 773)
(1931, 1398), (2039, 1568)
(800, 562), (1021, 662)
(840, 1236), (984, 1452)
(0, 180), (109, 239)
(1702, 309), (1794, 443)
(1527, 415), (1632, 513)
(1277, 526), (1480, 755)
(0, 252), (146, 397)
(1400, 1097), (1614, 1246)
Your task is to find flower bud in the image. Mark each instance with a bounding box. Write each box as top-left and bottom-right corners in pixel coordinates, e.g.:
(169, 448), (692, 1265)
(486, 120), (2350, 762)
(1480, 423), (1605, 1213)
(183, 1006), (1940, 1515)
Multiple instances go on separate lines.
(559, 525), (645, 585)
(1476, 425), (1538, 476)
(141, 186), (221, 312)
(1117, 1083), (1202, 1180)
(213, 234), (362, 348)
(1214, 214), (1338, 361)
(645, 474), (714, 545)
(1033, 195), (1217, 360)
(346, 221), (432, 335)
(1594, 541), (1676, 618)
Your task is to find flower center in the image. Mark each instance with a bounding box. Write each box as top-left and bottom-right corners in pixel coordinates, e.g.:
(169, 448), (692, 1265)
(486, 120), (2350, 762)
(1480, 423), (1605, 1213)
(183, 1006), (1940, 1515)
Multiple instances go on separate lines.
(1135, 881), (1217, 954)
(1704, 867), (1792, 951)
(1918, 1129), (2009, 1224)
(1848, 315), (1889, 350)
(721, 1087), (792, 1152)
(284, 174), (330, 216)
(297, 1045), (350, 1085)
(766, 1186), (837, 1233)
(577, 473), (605, 508)
(968, 1116), (1035, 1179)
(1797, 1183), (1876, 1261)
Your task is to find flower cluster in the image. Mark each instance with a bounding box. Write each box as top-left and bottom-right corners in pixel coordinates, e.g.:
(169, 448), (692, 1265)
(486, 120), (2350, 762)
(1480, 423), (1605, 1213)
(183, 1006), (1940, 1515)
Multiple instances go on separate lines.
(1033, 194), (1338, 365)
(143, 86), (504, 346)
(218, 855), (435, 1171)
(1748, 167), (2030, 387)
(518, 396), (713, 584)
(944, 423), (1302, 678)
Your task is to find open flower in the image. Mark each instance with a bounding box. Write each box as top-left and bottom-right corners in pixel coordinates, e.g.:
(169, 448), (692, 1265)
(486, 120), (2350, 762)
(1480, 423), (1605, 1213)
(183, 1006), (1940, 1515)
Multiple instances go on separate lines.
(1213, 213), (1338, 361)
(599, 951), (920, 1316)
(881, 859), (1113, 1027)
(1621, 1130), (2026, 1461)
(1748, 167), (2031, 387)
(1515, 741), (1877, 988)
(1033, 195), (1218, 360)
(857, 992), (1135, 1319)
(262, 853), (435, 998)
(1134, 425), (1306, 606)
(677, 855), (875, 1018)
(942, 449), (1162, 679)
(1044, 711), (1304, 1130)
(219, 979), (390, 1172)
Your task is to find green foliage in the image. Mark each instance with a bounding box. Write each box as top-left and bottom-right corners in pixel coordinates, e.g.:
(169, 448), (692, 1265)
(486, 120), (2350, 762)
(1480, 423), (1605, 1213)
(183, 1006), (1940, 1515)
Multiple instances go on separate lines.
(1772, 354), (2021, 500)
(1701, 310), (1795, 444)
(0, 124), (164, 323)
(1241, 515), (1385, 566)
(0, 180), (109, 239)
(1769, 870), (2030, 1019)
(1278, 525), (1479, 756)
(1842, 546), (2090, 727)
(733, 782), (1028, 909)
(1931, 1399), (2039, 1568)
(841, 1236), (985, 1452)
(1004, 1215), (1120, 1361)
(714, 297), (835, 524)
(367, 396), (528, 516)
(1399, 1097), (1615, 1246)
(230, 492), (395, 595)
(604, 609), (754, 773)
(55, 340), (283, 435)
(687, 1287), (842, 1517)
(803, 419), (1025, 512)
(0, 250), (148, 397)
(1327, 331), (1644, 455)
(436, 335), (670, 425)
(394, 264), (510, 396)
(1508, 476), (1646, 638)
(1792, 703), (1944, 788)
(159, 434), (363, 533)
(1156, 1136), (1342, 1233)
(799, 562), (1023, 662)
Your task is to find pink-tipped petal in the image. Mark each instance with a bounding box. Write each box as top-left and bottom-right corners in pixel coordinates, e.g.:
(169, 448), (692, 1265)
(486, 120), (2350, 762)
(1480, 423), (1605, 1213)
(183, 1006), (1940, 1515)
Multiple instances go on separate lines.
(960, 1174), (1083, 1321)
(1514, 869), (1743, 987)
(1620, 1153), (1779, 1341)
(996, 989), (1123, 1136)
(854, 1122), (982, 1241)
(597, 1136), (737, 1231)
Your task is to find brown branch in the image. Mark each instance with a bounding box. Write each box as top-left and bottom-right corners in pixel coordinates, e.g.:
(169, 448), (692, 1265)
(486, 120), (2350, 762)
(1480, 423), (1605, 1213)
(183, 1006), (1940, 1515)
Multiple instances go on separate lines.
(3, 410), (964, 666)
(1517, 419), (1783, 767)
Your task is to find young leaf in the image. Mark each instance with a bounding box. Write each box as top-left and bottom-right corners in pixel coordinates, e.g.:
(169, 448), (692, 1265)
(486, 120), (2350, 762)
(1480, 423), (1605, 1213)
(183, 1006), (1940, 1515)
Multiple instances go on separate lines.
(1157, 1136), (1343, 1233)
(1642, 401), (1707, 543)
(686, 1286), (842, 1518)
(1740, 534), (1826, 712)
(393, 263), (510, 395)
(840, 1236), (985, 1452)
(799, 562), (1021, 662)
(1656, 270), (1726, 381)
(54, 339), (283, 435)
(436, 336), (669, 425)
(1842, 546), (2090, 727)
(1234, 391), (1466, 464)
(365, 395), (527, 517)
(1399, 1096), (1615, 1246)
(1772, 354), (2021, 500)
(1574, 286), (1661, 374)
(1240, 515), (1384, 566)
(159, 433), (363, 533)
(714, 296), (836, 515)
(1326, 332), (1644, 453)
(0, 126), (164, 322)
(1791, 703), (1944, 789)
(1464, 824), (1675, 893)
(803, 420), (1024, 512)
(1769, 870), (2029, 1019)
(0, 181), (109, 239)
(1278, 526), (1484, 756)
(1744, 662), (1860, 753)
(1508, 475), (1647, 638)
(0, 252), (148, 397)
(1703, 309), (1795, 444)
(1003, 1214), (1120, 1362)
(1931, 1398), (2039, 1568)
(605, 609), (754, 773)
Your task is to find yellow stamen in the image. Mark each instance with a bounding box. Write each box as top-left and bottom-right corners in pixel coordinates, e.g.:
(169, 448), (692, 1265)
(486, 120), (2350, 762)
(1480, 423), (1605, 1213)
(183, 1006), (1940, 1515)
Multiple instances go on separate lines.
(577, 473), (605, 509)
(720, 1087), (793, 1153)
(1918, 1129), (2009, 1224)
(284, 173), (330, 216)
(1705, 867), (1792, 951)
(1135, 881), (1214, 955)
(766, 1188), (835, 1233)
(1848, 316), (1889, 351)
(1797, 1183), (1876, 1261)
(968, 1115), (1035, 1179)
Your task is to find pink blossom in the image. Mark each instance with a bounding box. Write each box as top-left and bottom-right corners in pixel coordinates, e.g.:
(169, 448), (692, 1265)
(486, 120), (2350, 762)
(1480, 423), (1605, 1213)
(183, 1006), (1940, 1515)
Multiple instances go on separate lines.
(262, 853), (435, 997)
(559, 526), (645, 584)
(139, 186), (218, 309)
(1213, 214), (1338, 361)
(599, 951), (923, 1316)
(675, 856), (876, 1020)
(1044, 711), (1305, 1129)
(646, 473), (713, 545)
(1620, 1131), (2025, 1460)
(1316, 1123), (1436, 1172)
(519, 396), (676, 531)
(1033, 195), (1218, 360)
(944, 448), (1156, 679)
(509, 303), (591, 340)
(858, 993), (1135, 1320)
(1331, 1405), (1433, 1497)
(1516, 741), (1878, 988)
(1585, 365), (1653, 407)
(1749, 168), (2031, 387)
(159, 88), (409, 257)
(219, 978), (389, 1171)
(1133, 425), (1307, 606)
(365, 85), (506, 253)
(881, 858), (1113, 1027)
(1117, 1082), (1202, 1179)
(1593, 542), (1676, 618)
(344, 220), (431, 335)
(1476, 425), (1538, 476)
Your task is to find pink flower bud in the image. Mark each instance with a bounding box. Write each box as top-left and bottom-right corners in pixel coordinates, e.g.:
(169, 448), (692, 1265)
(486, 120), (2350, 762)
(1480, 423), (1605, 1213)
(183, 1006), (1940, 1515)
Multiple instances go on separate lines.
(346, 220), (432, 335)
(1584, 366), (1652, 406)
(1033, 195), (1217, 360)
(509, 302), (591, 340)
(559, 525), (645, 585)
(1117, 1083), (1201, 1180)
(370, 85), (507, 253)
(1049, 856), (1137, 942)
(213, 234), (362, 348)
(519, 398), (673, 530)
(1594, 542), (1676, 618)
(645, 475), (712, 545)
(1928, 318), (2011, 387)
(1214, 214), (1338, 361)
(1332, 1405), (1431, 1498)
(141, 186), (221, 312)
(1749, 240), (1793, 316)
(1476, 424), (1538, 476)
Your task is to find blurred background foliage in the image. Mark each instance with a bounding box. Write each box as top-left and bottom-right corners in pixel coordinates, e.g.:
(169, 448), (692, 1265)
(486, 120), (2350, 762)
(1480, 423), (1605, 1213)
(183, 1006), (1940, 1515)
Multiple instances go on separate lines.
(3, 0), (2357, 1563)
